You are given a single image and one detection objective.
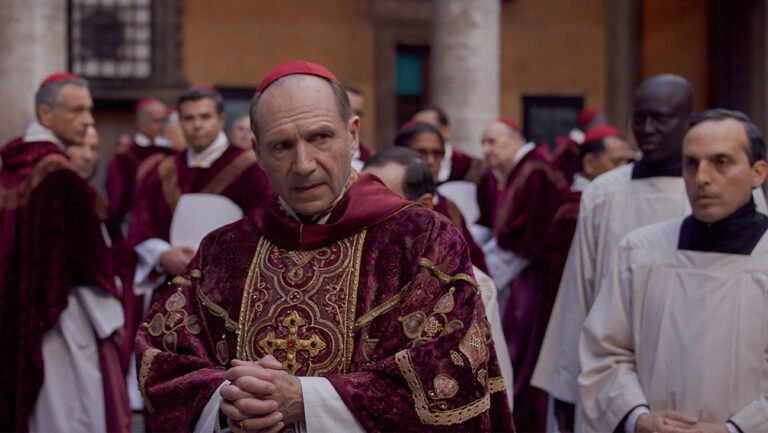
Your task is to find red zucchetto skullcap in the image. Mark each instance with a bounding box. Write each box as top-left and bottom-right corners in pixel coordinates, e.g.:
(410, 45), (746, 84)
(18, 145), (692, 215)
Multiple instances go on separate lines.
(583, 124), (622, 144)
(256, 61), (338, 94)
(498, 118), (522, 134)
(40, 72), (79, 88)
(577, 108), (599, 127)
(135, 97), (161, 112)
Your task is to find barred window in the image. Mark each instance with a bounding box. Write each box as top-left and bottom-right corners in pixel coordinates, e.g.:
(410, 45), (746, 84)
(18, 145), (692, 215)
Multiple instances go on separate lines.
(70, 0), (153, 79)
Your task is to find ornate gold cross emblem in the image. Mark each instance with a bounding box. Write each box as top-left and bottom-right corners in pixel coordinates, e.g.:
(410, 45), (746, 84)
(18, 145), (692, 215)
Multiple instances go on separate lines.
(258, 310), (326, 374)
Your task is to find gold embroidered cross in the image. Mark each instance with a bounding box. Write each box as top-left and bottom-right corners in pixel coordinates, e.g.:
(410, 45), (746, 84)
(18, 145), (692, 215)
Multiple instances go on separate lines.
(258, 311), (326, 375)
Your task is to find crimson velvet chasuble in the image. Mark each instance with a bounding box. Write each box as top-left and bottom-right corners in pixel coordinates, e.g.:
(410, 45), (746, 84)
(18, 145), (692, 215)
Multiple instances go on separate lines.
(0, 139), (117, 431)
(136, 174), (513, 432)
(106, 137), (176, 226)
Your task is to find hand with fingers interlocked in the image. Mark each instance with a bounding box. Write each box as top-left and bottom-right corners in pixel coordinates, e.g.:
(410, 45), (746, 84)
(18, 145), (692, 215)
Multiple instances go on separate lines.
(219, 355), (304, 433)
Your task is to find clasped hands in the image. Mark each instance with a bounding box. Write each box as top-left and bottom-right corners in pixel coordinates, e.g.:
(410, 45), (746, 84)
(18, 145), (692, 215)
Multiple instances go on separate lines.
(220, 355), (304, 433)
(636, 410), (728, 433)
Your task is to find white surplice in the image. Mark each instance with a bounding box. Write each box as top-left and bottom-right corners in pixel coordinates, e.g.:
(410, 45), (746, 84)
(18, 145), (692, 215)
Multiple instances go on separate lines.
(579, 219), (768, 433)
(531, 163), (690, 406)
(28, 287), (124, 433)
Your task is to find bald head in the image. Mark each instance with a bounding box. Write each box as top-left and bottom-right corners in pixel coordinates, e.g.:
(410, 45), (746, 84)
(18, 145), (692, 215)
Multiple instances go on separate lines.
(136, 100), (167, 140)
(250, 74), (352, 141)
(632, 74), (694, 164)
(481, 120), (525, 175)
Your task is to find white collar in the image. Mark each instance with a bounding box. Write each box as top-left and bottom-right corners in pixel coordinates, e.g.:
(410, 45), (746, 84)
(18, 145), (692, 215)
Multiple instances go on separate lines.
(185, 131), (228, 168)
(571, 173), (591, 192)
(568, 128), (585, 144)
(23, 121), (64, 149)
(134, 132), (174, 149)
(493, 141), (535, 183)
(437, 142), (454, 183)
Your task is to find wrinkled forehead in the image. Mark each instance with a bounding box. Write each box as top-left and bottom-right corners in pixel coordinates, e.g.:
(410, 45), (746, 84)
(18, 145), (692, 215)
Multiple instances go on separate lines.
(256, 75), (340, 122)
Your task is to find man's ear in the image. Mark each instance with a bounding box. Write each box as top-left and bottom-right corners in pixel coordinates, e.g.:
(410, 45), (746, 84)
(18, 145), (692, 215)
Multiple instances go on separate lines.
(38, 103), (53, 128)
(443, 123), (453, 141)
(348, 115), (361, 155)
(417, 193), (434, 211)
(582, 153), (597, 179)
(751, 159), (768, 188)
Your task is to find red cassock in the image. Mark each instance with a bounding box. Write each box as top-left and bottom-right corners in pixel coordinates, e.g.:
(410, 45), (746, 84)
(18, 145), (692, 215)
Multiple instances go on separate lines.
(0, 139), (122, 431)
(105, 138), (175, 371)
(446, 147), (486, 184)
(476, 144), (566, 432)
(135, 174), (514, 432)
(106, 137), (177, 227)
(551, 135), (580, 186)
(358, 143), (373, 162)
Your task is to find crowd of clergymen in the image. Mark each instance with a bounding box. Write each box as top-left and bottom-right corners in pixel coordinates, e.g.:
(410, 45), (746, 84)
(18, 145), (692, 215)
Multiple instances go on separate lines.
(2, 61), (767, 433)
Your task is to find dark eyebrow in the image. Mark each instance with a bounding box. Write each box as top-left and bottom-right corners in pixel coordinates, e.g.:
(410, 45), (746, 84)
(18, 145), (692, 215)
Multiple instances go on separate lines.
(307, 125), (335, 136)
(712, 152), (733, 160)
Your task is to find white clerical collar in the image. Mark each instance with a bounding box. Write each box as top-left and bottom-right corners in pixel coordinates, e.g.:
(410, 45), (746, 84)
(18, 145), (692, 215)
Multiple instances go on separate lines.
(493, 141), (535, 183)
(277, 173), (354, 225)
(351, 146), (364, 172)
(568, 128), (585, 144)
(185, 131), (228, 168)
(571, 173), (591, 192)
(134, 132), (174, 149)
(436, 142), (454, 183)
(23, 121), (64, 149)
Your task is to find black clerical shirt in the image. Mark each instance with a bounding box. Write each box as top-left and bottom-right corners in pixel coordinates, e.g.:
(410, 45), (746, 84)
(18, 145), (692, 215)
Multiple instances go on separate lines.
(678, 198), (768, 255)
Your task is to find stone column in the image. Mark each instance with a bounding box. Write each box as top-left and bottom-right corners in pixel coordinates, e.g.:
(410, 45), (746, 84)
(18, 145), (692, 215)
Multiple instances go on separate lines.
(430, 0), (500, 158)
(0, 0), (67, 144)
(605, 0), (639, 131)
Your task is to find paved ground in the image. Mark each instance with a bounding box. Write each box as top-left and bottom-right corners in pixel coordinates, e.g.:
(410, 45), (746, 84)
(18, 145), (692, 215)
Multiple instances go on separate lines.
(131, 413), (145, 432)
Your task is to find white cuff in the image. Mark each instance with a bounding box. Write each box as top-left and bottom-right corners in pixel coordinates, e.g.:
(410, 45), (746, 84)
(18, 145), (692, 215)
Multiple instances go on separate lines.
(73, 286), (124, 339)
(133, 238), (171, 293)
(482, 237), (530, 290)
(725, 421), (741, 433)
(298, 377), (365, 433)
(193, 380), (230, 433)
(625, 405), (650, 433)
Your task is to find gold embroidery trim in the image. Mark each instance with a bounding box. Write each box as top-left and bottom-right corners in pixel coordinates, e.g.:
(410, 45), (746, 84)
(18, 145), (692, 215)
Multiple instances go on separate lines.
(237, 237), (270, 360)
(158, 156), (180, 209)
(0, 153), (71, 209)
(492, 159), (566, 235)
(343, 230), (366, 372)
(172, 276), (192, 287)
(395, 350), (490, 426)
(135, 153), (166, 183)
(198, 286), (239, 332)
(418, 257), (478, 291)
(139, 348), (160, 413)
(489, 376), (506, 394)
(354, 290), (404, 332)
(202, 151), (257, 195)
